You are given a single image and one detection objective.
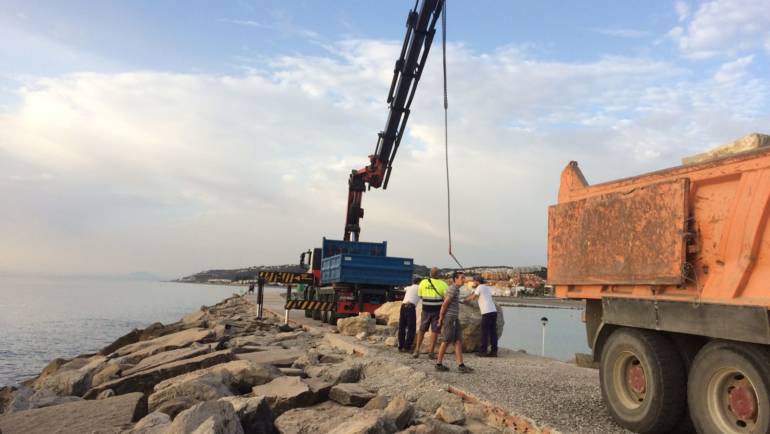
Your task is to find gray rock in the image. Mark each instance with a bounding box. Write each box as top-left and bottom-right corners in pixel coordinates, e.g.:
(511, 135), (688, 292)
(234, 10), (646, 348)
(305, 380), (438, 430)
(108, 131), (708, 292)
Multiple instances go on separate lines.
(167, 400), (244, 434)
(219, 395), (275, 434)
(329, 383), (375, 407)
(337, 316), (376, 337)
(6, 386), (83, 413)
(236, 349), (302, 367)
(123, 344), (212, 376)
(415, 390), (460, 414)
(290, 351), (319, 370)
(0, 386), (15, 415)
(327, 412), (386, 434)
(250, 376), (316, 415)
(425, 419), (470, 434)
(148, 369), (233, 413)
(397, 425), (433, 434)
(155, 397), (198, 419)
(34, 356), (106, 397)
(364, 395), (390, 410)
(304, 360), (362, 385)
(435, 398), (465, 425)
(303, 377), (333, 403)
(274, 402), (361, 434)
(85, 349), (234, 398)
(0, 392), (146, 434)
(383, 396), (414, 430)
(92, 363), (121, 387)
(127, 411), (171, 434)
(112, 328), (213, 358)
(278, 368), (306, 377)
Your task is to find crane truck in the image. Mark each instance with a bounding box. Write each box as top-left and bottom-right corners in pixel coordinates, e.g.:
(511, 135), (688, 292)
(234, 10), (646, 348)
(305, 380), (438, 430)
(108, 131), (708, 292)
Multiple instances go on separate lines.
(260, 0), (445, 323)
(550, 134), (770, 434)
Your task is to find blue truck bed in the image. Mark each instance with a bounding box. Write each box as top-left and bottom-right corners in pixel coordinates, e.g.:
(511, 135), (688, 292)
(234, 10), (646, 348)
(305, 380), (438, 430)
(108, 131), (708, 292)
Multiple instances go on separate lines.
(321, 254), (413, 286)
(322, 238), (387, 258)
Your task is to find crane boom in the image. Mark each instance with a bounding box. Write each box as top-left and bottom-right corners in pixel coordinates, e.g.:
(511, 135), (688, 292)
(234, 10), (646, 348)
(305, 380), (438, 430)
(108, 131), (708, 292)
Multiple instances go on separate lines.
(344, 0), (444, 241)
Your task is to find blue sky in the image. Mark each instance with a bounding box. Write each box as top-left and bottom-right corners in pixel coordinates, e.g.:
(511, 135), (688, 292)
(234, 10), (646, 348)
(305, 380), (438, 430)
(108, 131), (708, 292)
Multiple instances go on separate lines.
(1, 0), (769, 276)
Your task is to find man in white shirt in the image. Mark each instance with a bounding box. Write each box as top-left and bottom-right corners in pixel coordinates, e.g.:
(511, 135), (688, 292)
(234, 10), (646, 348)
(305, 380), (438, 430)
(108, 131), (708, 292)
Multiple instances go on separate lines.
(464, 275), (498, 357)
(398, 277), (421, 352)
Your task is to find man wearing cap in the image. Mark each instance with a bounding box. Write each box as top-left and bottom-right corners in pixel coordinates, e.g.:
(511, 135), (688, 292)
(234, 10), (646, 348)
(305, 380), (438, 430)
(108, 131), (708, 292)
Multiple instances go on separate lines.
(465, 275), (498, 357)
(413, 267), (447, 359)
(398, 277), (421, 352)
(435, 271), (473, 373)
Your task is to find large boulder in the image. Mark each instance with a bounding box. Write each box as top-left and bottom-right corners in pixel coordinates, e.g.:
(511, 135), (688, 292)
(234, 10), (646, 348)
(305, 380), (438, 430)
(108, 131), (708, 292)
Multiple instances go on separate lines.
(123, 344), (212, 376)
(148, 360), (281, 412)
(219, 395), (275, 434)
(92, 363), (122, 387)
(274, 402), (360, 434)
(33, 356), (106, 397)
(111, 328), (214, 362)
(166, 400), (244, 434)
(415, 302), (504, 352)
(327, 412), (387, 434)
(329, 383), (374, 407)
(373, 302), (402, 327)
(85, 350), (234, 398)
(236, 349), (302, 367)
(304, 360), (362, 385)
(336, 316), (376, 337)
(383, 396), (414, 430)
(250, 376), (316, 415)
(127, 411), (171, 434)
(0, 392), (146, 434)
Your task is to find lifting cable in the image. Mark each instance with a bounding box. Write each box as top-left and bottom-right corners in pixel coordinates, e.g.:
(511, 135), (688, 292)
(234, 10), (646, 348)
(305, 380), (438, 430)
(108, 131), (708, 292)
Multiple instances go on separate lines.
(441, 0), (464, 270)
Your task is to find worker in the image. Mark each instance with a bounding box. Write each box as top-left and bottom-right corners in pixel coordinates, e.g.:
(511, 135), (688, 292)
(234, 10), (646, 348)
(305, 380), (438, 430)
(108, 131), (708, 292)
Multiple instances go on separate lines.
(398, 277), (421, 352)
(465, 275), (498, 357)
(248, 283), (255, 294)
(412, 267), (447, 359)
(436, 271), (473, 373)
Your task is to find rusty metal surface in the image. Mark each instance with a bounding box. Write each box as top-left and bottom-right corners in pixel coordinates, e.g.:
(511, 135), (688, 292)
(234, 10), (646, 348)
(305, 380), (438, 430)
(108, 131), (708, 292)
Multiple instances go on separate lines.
(548, 179), (689, 285)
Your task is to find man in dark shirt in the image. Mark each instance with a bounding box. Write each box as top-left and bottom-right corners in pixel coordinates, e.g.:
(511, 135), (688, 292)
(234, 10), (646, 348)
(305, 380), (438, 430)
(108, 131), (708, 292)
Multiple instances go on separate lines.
(435, 271), (473, 373)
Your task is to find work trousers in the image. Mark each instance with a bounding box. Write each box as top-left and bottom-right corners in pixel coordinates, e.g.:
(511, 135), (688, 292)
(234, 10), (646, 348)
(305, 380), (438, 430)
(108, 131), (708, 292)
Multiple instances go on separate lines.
(398, 303), (417, 350)
(480, 312), (498, 353)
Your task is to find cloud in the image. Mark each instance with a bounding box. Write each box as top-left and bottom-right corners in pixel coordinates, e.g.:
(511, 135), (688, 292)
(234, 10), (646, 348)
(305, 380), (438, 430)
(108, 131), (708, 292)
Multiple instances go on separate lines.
(1, 40), (769, 275)
(591, 28), (651, 39)
(669, 0), (770, 59)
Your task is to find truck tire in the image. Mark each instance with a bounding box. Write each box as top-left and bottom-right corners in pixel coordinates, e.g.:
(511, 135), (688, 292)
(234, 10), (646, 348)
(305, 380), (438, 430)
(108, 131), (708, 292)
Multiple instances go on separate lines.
(599, 328), (686, 433)
(312, 308), (321, 320)
(688, 341), (770, 434)
(327, 311), (338, 325)
(304, 309), (312, 318)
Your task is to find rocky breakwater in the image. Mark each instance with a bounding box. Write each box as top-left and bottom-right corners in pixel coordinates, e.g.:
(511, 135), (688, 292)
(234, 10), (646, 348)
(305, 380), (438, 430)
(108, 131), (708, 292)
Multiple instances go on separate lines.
(0, 295), (517, 434)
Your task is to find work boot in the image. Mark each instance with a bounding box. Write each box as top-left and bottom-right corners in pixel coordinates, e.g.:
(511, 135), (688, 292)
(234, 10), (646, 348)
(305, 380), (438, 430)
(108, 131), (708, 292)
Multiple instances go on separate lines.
(435, 363), (449, 372)
(458, 364), (474, 373)
(412, 352), (419, 359)
(480, 351), (498, 358)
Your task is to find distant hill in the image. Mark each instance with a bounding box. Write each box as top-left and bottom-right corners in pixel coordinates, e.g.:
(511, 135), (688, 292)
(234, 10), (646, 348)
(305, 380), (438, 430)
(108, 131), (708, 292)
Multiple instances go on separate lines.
(177, 263), (546, 284)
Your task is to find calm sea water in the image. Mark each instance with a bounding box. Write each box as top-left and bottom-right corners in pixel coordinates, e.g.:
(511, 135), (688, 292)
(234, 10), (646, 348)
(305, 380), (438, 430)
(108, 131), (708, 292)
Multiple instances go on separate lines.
(0, 277), (238, 387)
(0, 278), (590, 387)
(499, 305), (590, 361)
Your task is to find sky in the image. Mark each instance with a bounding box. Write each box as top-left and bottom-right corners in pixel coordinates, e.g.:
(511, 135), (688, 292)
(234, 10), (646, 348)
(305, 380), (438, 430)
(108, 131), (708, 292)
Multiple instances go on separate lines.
(1, 0), (770, 278)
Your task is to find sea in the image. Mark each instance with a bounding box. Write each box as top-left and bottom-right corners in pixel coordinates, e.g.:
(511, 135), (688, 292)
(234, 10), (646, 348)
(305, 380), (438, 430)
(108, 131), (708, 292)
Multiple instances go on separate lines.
(0, 277), (590, 387)
(0, 276), (237, 387)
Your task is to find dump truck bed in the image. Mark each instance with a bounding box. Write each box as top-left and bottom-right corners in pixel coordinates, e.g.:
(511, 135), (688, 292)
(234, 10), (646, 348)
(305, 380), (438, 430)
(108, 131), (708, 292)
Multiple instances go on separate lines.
(549, 145), (770, 309)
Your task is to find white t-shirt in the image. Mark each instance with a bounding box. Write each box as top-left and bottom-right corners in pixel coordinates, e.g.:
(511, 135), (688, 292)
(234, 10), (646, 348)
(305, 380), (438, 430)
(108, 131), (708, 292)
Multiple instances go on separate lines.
(473, 284), (497, 314)
(403, 284), (420, 305)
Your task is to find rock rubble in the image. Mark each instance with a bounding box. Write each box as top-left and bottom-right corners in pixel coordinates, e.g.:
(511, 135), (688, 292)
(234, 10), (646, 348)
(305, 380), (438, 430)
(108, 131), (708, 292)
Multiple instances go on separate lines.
(0, 295), (516, 434)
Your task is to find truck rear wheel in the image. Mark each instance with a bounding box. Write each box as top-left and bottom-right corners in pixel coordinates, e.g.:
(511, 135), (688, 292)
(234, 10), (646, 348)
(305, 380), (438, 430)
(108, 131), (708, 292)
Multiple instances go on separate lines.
(688, 341), (770, 434)
(600, 328), (686, 433)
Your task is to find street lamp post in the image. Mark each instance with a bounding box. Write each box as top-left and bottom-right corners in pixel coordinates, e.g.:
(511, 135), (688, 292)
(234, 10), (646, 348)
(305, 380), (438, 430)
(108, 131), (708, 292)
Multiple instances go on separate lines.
(540, 316), (549, 357)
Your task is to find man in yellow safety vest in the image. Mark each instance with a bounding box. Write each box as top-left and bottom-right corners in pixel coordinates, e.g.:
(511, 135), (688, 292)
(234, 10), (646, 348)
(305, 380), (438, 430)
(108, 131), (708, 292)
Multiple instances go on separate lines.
(412, 267), (448, 359)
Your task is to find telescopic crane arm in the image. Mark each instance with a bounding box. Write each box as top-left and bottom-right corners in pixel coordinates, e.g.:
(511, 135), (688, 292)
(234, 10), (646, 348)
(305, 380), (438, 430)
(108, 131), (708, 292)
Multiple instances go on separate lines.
(344, 0), (444, 241)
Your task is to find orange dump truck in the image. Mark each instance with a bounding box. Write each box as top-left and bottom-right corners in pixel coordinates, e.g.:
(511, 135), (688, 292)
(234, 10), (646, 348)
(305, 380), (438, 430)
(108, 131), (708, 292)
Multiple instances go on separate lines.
(549, 134), (770, 434)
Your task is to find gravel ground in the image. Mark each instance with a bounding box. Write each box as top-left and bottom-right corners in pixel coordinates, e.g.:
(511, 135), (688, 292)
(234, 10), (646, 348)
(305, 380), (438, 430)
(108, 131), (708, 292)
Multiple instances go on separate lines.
(383, 348), (631, 434)
(247, 294), (630, 434)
